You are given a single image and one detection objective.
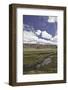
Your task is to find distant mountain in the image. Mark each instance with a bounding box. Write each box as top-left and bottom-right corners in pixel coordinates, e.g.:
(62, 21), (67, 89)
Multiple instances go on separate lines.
(23, 24), (57, 45)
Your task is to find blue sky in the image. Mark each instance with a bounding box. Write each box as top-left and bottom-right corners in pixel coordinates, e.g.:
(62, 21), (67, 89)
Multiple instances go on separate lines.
(23, 15), (57, 37)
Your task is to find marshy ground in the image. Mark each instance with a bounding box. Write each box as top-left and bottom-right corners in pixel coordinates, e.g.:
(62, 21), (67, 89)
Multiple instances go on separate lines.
(23, 44), (57, 75)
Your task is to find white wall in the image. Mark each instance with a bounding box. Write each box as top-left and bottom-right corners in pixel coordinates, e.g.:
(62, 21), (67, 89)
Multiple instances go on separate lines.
(0, 0), (68, 90)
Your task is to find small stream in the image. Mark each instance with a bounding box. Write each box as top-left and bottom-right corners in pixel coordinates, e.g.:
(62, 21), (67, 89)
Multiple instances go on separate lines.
(36, 57), (52, 68)
(23, 56), (52, 72)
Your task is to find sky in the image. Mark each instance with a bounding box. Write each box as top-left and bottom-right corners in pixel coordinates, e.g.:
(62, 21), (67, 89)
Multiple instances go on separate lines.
(23, 15), (57, 37)
(23, 15), (57, 45)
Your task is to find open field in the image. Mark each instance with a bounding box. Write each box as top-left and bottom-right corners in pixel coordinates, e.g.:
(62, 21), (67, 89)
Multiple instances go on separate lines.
(23, 44), (57, 75)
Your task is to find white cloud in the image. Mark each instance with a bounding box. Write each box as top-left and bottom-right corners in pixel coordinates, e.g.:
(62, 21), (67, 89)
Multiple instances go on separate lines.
(24, 28), (57, 45)
(51, 35), (57, 43)
(23, 24), (34, 31)
(35, 29), (41, 36)
(24, 30), (47, 44)
(48, 16), (57, 23)
(41, 31), (52, 39)
(24, 31), (38, 43)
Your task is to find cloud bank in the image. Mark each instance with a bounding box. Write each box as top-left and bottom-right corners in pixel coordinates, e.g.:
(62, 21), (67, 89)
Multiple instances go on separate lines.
(35, 30), (41, 36)
(24, 31), (57, 45)
(41, 31), (52, 39)
(23, 24), (57, 45)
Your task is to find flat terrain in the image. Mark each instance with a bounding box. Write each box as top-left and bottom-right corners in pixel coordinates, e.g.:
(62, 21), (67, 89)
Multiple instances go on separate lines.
(23, 44), (57, 75)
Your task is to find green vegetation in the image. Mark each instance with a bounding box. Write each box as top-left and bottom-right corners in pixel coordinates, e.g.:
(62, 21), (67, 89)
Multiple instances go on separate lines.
(23, 45), (57, 74)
